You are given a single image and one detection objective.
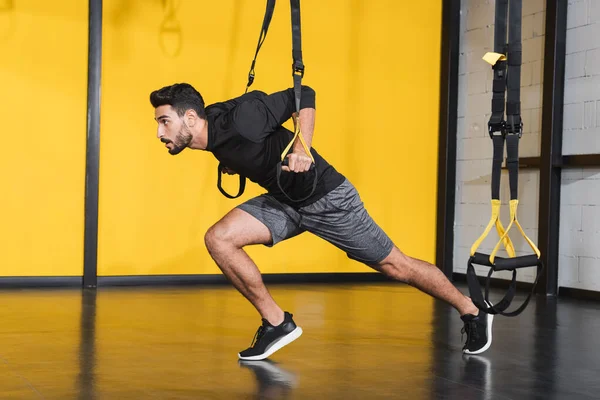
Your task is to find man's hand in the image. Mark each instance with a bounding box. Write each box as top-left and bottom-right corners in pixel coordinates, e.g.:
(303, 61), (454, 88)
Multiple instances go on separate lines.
(282, 151), (313, 173)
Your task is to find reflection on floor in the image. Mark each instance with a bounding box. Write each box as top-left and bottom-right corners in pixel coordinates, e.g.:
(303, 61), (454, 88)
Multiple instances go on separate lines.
(0, 282), (599, 399)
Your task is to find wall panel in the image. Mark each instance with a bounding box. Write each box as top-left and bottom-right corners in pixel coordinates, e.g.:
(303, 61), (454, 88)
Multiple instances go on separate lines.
(98, 0), (442, 276)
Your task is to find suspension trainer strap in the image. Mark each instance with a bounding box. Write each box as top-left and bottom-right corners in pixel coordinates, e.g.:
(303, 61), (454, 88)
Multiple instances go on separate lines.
(217, 0), (276, 199)
(487, 0), (508, 137)
(275, 0), (318, 203)
(246, 0), (276, 93)
(217, 163), (246, 199)
(467, 0), (542, 317)
(217, 0), (318, 202)
(505, 0), (522, 140)
(467, 256), (545, 316)
(290, 0), (303, 112)
(472, 0), (514, 260)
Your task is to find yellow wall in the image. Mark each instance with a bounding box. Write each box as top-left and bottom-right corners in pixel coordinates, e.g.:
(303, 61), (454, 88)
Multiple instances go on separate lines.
(97, 0), (442, 276)
(0, 1), (88, 276)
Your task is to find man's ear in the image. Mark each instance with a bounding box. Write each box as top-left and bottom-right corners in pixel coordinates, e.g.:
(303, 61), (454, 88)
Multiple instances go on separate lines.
(185, 109), (198, 127)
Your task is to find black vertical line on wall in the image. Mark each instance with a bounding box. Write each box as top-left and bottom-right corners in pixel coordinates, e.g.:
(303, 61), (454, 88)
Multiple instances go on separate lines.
(436, 0), (460, 279)
(537, 0), (567, 297)
(84, 0), (102, 288)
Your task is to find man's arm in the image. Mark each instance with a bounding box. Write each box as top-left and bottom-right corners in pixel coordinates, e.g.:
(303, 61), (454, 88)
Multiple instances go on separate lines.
(282, 107), (316, 173)
(292, 108), (315, 151)
(231, 86), (316, 144)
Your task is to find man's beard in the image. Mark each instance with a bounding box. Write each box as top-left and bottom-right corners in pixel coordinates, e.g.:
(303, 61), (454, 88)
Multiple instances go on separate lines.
(162, 125), (193, 155)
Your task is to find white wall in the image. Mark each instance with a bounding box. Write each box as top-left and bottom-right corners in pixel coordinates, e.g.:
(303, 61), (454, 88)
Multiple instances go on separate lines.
(454, 0), (600, 293)
(454, 0), (545, 284)
(558, 0), (600, 292)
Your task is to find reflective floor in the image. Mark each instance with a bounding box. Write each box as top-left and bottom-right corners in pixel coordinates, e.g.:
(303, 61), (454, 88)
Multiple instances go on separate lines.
(0, 282), (599, 399)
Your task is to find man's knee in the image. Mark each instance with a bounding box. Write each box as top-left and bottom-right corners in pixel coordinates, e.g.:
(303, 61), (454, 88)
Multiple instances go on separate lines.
(204, 222), (235, 254)
(205, 208), (274, 255)
(375, 247), (413, 282)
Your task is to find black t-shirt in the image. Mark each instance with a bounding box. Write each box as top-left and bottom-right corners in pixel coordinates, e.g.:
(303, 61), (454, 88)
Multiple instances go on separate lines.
(205, 86), (346, 209)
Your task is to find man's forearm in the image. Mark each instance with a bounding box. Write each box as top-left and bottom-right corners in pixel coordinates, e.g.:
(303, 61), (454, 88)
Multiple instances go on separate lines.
(292, 107), (315, 154)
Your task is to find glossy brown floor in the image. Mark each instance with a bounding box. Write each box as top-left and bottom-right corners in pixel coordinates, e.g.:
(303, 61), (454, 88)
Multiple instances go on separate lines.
(0, 282), (599, 399)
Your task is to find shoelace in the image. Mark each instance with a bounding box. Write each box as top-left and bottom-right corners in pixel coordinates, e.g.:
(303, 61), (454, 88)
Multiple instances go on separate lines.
(461, 320), (479, 343)
(250, 324), (266, 348)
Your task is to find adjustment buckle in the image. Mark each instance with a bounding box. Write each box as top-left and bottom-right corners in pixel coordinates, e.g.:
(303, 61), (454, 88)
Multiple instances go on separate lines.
(293, 61), (305, 77)
(247, 60), (257, 88)
(506, 121), (524, 138)
(488, 121), (506, 138)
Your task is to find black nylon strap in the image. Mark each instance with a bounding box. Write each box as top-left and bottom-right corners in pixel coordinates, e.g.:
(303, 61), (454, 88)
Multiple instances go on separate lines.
(245, 0), (276, 93)
(497, 261), (544, 317)
(467, 257), (545, 317)
(290, 0), (304, 112)
(275, 0), (318, 203)
(218, 0), (274, 200)
(488, 70), (507, 133)
(506, 133), (519, 200)
(494, 0), (508, 52)
(505, 101), (521, 115)
(217, 163), (246, 199)
(505, 0), (522, 135)
(469, 0), (538, 318)
(467, 257), (517, 315)
(484, 265), (516, 314)
(276, 162), (318, 203)
(488, 0), (508, 135)
(492, 78), (507, 94)
(491, 135), (504, 200)
(491, 97), (506, 113)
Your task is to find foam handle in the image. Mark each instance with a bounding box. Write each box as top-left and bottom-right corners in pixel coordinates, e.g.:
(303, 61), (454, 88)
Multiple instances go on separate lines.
(472, 252), (539, 271)
(282, 157), (315, 171)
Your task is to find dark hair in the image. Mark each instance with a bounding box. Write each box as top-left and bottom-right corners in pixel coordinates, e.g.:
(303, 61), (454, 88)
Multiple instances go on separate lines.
(149, 83), (206, 119)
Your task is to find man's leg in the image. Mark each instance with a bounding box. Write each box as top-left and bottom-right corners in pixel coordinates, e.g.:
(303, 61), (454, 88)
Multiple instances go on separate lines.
(370, 246), (479, 315)
(204, 207), (285, 325)
(297, 180), (475, 315)
(369, 247), (479, 317)
(369, 246), (493, 355)
(205, 196), (305, 360)
(298, 178), (492, 354)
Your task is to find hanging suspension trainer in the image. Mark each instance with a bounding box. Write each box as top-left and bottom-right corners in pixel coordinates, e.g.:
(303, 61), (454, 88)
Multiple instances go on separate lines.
(245, 0), (276, 94)
(217, 0), (318, 202)
(217, 0), (276, 199)
(276, 0), (318, 203)
(466, 0), (544, 317)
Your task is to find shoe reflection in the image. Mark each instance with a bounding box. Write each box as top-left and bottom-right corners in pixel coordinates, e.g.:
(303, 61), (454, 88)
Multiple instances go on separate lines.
(239, 359), (298, 399)
(461, 354), (493, 400)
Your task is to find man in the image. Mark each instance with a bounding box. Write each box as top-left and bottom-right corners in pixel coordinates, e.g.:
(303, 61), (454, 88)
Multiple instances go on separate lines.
(149, 83), (493, 361)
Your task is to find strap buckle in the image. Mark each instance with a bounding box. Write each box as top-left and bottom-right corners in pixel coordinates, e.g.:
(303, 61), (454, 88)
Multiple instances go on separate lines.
(293, 60), (305, 77)
(488, 121), (506, 138)
(505, 120), (523, 138)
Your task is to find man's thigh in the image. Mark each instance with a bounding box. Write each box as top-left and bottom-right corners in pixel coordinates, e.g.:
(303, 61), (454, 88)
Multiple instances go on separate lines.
(298, 179), (395, 264)
(236, 194), (305, 247)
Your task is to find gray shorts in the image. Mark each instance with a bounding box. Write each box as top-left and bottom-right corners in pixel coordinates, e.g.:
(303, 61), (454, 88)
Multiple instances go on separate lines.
(237, 179), (395, 265)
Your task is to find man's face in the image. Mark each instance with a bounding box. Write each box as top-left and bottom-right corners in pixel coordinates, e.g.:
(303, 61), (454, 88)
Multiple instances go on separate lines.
(154, 105), (193, 155)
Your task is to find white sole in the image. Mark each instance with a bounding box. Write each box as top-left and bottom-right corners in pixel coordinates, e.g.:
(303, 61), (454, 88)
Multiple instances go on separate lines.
(238, 327), (303, 361)
(463, 301), (494, 355)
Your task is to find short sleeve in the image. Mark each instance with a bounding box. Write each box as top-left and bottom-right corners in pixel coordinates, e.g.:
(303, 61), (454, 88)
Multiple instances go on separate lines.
(231, 86), (316, 143)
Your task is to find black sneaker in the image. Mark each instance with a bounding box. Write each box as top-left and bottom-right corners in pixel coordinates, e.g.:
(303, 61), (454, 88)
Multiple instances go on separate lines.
(238, 312), (303, 361)
(461, 301), (494, 355)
